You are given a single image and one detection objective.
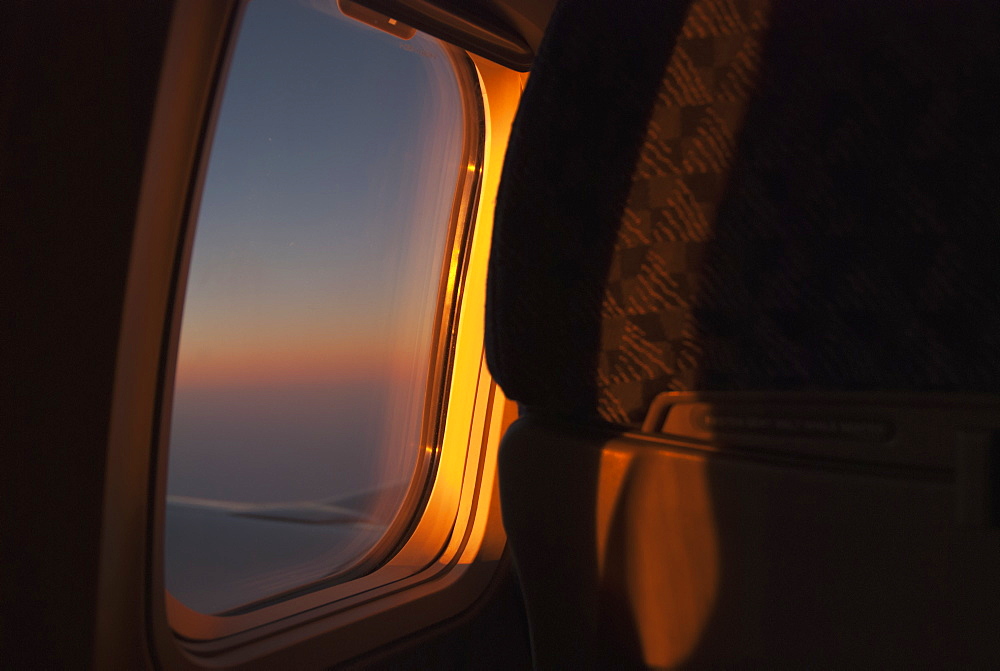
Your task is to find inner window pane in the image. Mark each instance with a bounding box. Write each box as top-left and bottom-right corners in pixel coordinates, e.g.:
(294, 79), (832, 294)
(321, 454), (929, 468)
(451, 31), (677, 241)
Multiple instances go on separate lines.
(164, 0), (466, 615)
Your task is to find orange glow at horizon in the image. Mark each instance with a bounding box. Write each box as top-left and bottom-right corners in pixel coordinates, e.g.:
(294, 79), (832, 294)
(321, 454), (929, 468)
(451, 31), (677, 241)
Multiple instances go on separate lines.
(174, 345), (425, 387)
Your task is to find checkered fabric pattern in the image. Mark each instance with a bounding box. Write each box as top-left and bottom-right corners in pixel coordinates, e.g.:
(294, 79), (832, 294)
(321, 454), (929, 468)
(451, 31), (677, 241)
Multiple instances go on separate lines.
(598, 0), (770, 423)
(597, 0), (1000, 425)
(486, 0), (1000, 427)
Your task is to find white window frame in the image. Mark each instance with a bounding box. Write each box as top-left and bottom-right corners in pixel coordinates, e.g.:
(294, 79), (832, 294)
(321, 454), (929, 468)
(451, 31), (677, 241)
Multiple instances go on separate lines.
(95, 1), (527, 668)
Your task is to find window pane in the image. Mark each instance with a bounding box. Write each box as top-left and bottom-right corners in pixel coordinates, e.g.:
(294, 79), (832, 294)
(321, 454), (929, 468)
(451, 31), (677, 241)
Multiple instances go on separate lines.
(164, 0), (467, 615)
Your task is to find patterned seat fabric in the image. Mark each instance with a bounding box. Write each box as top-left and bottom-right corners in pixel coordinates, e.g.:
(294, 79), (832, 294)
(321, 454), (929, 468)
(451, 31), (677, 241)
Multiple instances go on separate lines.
(486, 0), (1000, 426)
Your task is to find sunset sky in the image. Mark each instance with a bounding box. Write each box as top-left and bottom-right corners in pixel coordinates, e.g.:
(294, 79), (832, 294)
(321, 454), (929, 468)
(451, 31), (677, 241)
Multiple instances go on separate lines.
(166, 0), (466, 503)
(174, 0), (464, 387)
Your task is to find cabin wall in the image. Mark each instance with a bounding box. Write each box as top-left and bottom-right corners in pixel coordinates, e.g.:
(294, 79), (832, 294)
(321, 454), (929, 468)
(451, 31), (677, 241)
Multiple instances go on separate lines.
(1, 2), (171, 666)
(1, 3), (532, 668)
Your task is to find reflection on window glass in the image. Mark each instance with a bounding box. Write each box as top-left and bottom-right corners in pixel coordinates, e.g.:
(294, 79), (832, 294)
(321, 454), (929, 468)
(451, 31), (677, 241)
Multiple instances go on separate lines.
(164, 0), (466, 615)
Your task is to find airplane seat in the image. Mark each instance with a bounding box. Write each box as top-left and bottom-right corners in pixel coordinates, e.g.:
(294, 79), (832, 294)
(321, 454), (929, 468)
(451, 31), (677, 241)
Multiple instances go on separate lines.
(486, 0), (1000, 667)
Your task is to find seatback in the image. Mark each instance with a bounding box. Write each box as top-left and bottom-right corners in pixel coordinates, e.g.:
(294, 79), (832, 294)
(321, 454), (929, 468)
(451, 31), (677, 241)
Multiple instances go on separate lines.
(486, 0), (1000, 667)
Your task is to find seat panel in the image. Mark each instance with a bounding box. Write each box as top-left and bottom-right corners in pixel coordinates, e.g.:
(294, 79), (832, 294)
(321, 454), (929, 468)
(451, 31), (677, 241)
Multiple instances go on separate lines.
(501, 397), (1000, 668)
(487, 0), (1000, 666)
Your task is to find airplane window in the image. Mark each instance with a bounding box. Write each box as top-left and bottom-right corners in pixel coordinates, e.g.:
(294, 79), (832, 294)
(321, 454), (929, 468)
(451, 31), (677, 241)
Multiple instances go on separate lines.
(164, 0), (468, 615)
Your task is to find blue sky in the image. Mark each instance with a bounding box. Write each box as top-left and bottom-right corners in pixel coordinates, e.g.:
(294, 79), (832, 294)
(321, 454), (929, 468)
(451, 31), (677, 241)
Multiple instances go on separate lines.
(167, 0), (466, 502)
(176, 0), (464, 384)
